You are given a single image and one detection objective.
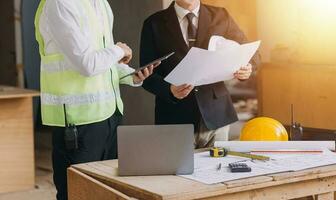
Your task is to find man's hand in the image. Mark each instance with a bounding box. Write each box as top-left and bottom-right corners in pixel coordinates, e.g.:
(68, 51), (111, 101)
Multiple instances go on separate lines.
(234, 63), (253, 81)
(117, 42), (132, 64)
(132, 61), (161, 84)
(170, 84), (194, 100)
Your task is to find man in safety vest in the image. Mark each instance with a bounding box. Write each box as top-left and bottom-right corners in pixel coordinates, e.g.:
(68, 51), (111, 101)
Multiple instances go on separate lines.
(35, 0), (158, 199)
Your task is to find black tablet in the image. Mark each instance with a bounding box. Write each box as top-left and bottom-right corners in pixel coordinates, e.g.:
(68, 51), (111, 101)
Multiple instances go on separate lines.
(119, 52), (175, 80)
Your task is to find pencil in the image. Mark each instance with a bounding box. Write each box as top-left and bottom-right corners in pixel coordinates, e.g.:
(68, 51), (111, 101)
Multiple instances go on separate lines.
(251, 150), (323, 154)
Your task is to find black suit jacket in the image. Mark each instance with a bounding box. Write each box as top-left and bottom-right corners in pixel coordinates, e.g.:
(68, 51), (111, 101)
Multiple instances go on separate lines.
(140, 3), (260, 130)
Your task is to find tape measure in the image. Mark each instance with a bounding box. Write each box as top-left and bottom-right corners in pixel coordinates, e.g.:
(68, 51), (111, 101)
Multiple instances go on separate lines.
(210, 148), (228, 157)
(210, 148), (270, 161)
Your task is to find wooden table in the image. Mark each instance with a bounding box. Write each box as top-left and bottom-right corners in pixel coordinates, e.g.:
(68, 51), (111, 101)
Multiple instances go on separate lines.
(0, 85), (39, 193)
(68, 159), (336, 200)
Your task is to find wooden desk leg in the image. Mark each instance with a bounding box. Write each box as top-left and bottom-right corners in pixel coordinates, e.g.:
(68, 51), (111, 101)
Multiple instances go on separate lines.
(0, 97), (35, 193)
(317, 192), (334, 200)
(67, 168), (133, 200)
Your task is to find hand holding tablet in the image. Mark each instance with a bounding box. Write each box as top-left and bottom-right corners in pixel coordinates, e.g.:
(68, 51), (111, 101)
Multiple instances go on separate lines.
(120, 52), (175, 80)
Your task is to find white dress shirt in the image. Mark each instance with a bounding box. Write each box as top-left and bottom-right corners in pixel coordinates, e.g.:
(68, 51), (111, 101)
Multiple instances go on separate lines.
(174, 2), (200, 46)
(40, 0), (137, 85)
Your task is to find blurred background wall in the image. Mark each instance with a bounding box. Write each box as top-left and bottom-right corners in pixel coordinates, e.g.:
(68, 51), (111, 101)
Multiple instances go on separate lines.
(0, 1), (16, 86)
(22, 0), (41, 123)
(109, 0), (162, 125)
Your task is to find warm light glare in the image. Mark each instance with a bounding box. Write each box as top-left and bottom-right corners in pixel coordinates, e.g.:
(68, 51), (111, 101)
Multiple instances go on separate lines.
(302, 0), (336, 12)
(257, 0), (336, 65)
(299, 0), (336, 63)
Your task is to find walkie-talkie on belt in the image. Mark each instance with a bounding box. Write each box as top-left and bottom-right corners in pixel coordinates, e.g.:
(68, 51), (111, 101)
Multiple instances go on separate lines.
(63, 104), (78, 151)
(290, 104), (303, 141)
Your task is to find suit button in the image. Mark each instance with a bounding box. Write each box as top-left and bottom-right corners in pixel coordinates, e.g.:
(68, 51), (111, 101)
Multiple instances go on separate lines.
(194, 88), (199, 92)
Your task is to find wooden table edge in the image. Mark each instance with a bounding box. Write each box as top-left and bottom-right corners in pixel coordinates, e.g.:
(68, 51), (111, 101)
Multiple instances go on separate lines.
(72, 162), (336, 200)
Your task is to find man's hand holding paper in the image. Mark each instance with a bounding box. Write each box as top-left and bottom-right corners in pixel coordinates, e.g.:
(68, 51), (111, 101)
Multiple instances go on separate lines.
(235, 63), (253, 81)
(170, 84), (194, 100)
(164, 36), (261, 86)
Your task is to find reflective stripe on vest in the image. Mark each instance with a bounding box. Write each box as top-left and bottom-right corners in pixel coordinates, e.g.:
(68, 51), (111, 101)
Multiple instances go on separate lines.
(35, 0), (123, 127)
(41, 91), (115, 106)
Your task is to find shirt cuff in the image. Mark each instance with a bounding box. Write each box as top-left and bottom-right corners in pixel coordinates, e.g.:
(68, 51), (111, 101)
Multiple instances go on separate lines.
(110, 44), (125, 62)
(116, 63), (142, 87)
(123, 73), (143, 87)
(132, 81), (143, 87)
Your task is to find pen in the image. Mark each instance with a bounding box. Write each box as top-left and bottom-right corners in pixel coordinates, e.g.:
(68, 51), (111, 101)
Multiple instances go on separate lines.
(217, 163), (222, 171)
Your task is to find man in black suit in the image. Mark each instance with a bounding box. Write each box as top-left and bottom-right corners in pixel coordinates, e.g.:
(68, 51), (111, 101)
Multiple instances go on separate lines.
(140, 0), (260, 148)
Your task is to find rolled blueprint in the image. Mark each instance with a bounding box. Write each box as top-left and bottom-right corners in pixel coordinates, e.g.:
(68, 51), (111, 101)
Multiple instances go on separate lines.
(214, 141), (336, 152)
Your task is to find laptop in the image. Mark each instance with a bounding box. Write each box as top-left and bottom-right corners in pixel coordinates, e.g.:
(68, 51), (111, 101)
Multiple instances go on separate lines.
(117, 124), (194, 176)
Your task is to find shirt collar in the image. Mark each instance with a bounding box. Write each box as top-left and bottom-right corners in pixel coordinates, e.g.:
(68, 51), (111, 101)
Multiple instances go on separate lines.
(174, 1), (200, 22)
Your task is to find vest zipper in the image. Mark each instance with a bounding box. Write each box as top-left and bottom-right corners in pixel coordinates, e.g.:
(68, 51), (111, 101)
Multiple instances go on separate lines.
(103, 36), (119, 109)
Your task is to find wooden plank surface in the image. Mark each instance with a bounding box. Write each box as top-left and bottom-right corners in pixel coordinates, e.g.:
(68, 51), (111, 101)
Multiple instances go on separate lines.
(0, 85), (39, 99)
(73, 160), (336, 200)
(224, 176), (273, 189)
(317, 192), (334, 200)
(68, 168), (133, 200)
(223, 167), (336, 195)
(203, 176), (336, 200)
(271, 165), (336, 181)
(0, 97), (35, 193)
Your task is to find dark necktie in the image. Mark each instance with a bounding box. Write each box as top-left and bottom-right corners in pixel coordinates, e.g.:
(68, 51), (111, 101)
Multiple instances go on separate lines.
(186, 13), (197, 48)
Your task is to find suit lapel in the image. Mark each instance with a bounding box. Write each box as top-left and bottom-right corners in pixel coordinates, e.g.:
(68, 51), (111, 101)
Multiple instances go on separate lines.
(196, 4), (212, 48)
(164, 3), (189, 54)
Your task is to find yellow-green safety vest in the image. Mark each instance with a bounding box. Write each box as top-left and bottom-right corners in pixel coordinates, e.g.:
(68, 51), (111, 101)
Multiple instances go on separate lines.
(35, 0), (124, 127)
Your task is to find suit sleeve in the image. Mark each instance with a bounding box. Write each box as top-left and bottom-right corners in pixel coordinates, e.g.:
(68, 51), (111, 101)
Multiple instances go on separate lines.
(223, 9), (261, 72)
(140, 19), (177, 103)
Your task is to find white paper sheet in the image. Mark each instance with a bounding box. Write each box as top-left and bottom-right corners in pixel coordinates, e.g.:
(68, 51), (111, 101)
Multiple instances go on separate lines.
(164, 37), (261, 86)
(208, 35), (241, 51)
(193, 152), (249, 171)
(180, 152), (286, 185)
(214, 141), (336, 152)
(251, 149), (336, 171)
(180, 160), (287, 185)
(179, 149), (336, 185)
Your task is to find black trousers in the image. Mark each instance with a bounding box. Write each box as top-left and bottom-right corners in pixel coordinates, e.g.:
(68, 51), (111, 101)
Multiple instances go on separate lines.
(52, 111), (122, 200)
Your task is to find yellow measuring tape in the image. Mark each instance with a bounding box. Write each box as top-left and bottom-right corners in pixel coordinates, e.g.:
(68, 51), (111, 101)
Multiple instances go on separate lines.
(210, 148), (270, 161)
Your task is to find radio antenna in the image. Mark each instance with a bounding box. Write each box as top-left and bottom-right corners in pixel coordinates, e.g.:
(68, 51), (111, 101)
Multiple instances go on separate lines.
(291, 104), (294, 126)
(63, 104), (69, 127)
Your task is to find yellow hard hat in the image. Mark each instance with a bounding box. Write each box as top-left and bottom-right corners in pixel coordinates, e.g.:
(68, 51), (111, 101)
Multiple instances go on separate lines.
(240, 117), (288, 141)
